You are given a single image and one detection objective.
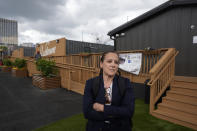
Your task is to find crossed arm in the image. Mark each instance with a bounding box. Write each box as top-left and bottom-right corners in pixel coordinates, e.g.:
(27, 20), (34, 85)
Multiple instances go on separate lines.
(83, 79), (135, 121)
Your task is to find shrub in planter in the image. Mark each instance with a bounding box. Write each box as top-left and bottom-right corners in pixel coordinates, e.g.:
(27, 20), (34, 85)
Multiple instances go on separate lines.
(13, 58), (26, 69)
(0, 46), (8, 51)
(0, 46), (8, 56)
(0, 46), (8, 59)
(2, 59), (12, 72)
(33, 59), (60, 89)
(12, 58), (27, 77)
(3, 59), (12, 67)
(36, 59), (58, 77)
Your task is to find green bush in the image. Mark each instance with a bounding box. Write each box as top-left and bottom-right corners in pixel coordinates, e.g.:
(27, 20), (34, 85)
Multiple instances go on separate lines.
(13, 58), (26, 69)
(36, 59), (58, 77)
(2, 59), (12, 67)
(0, 46), (8, 51)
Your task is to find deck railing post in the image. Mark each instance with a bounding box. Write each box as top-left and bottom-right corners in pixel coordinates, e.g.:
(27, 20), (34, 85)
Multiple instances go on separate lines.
(149, 84), (155, 114)
(68, 69), (71, 90)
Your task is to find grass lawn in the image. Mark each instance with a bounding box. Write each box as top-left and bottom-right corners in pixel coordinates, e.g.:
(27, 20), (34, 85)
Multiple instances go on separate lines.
(34, 99), (194, 131)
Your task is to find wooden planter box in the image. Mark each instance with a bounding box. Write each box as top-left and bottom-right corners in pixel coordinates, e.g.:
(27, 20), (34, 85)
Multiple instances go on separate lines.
(12, 68), (28, 77)
(1, 66), (12, 72)
(32, 74), (61, 89)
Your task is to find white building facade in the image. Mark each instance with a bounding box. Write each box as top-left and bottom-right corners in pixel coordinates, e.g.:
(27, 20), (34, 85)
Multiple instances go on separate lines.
(0, 18), (18, 45)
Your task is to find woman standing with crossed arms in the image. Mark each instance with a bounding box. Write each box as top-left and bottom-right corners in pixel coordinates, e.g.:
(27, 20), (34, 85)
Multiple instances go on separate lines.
(83, 51), (135, 131)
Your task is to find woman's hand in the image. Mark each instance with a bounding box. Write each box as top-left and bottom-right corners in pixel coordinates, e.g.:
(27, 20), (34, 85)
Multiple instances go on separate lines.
(93, 103), (104, 112)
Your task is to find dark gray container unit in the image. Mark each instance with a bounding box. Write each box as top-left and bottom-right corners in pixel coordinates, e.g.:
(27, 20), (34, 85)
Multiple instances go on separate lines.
(23, 47), (35, 57)
(66, 39), (113, 55)
(108, 0), (197, 77)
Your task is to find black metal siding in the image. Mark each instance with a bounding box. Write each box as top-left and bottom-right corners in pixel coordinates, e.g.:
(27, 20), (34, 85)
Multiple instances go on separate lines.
(23, 47), (35, 57)
(66, 40), (113, 55)
(13, 46), (35, 57)
(108, 0), (197, 36)
(115, 6), (197, 76)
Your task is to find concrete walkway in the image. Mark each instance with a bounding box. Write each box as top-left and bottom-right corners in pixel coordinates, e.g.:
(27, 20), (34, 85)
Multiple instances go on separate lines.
(0, 72), (83, 131)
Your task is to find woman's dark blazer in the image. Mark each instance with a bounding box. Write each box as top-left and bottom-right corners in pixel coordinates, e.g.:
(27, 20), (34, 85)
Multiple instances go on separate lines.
(83, 74), (135, 131)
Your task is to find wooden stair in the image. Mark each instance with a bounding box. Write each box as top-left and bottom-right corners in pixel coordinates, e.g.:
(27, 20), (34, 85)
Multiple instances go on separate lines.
(152, 76), (197, 130)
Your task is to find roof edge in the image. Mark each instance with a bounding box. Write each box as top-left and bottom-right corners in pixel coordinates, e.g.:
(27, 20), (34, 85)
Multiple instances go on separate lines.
(107, 0), (197, 36)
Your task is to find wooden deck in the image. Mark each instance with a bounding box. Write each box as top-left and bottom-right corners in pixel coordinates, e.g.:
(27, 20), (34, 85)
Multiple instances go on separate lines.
(10, 47), (197, 130)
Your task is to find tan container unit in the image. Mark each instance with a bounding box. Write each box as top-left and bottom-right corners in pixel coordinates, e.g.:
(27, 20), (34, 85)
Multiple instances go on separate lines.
(36, 37), (113, 57)
(37, 38), (66, 57)
(12, 48), (24, 58)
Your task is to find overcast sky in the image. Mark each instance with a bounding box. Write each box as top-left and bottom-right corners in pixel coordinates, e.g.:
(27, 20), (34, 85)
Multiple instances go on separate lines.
(0, 0), (168, 45)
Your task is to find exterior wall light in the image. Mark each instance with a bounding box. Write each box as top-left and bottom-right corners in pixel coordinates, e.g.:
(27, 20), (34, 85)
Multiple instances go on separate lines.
(191, 25), (195, 30)
(120, 33), (125, 36)
(111, 36), (115, 39)
(116, 34), (120, 37)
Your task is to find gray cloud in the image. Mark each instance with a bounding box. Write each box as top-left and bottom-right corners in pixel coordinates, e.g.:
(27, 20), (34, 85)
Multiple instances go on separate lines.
(0, 0), (168, 44)
(0, 0), (65, 20)
(0, 0), (78, 35)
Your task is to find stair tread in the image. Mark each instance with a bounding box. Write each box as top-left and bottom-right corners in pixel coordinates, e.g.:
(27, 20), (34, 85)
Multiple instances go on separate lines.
(166, 92), (197, 103)
(171, 87), (197, 95)
(171, 82), (197, 90)
(158, 106), (197, 121)
(161, 100), (197, 116)
(174, 76), (197, 83)
(164, 96), (197, 106)
(168, 90), (197, 97)
(153, 109), (197, 125)
(158, 102), (197, 115)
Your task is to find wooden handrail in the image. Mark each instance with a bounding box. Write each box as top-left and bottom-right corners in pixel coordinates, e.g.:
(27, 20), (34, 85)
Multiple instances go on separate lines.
(45, 49), (167, 70)
(149, 51), (178, 86)
(148, 48), (178, 114)
(11, 48), (168, 84)
(149, 48), (175, 76)
(40, 48), (167, 57)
